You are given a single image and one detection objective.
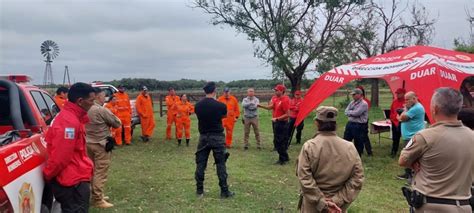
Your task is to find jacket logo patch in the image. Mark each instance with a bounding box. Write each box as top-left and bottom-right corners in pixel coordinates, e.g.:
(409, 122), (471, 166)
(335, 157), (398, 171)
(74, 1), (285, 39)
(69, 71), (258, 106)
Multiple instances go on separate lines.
(64, 128), (75, 139)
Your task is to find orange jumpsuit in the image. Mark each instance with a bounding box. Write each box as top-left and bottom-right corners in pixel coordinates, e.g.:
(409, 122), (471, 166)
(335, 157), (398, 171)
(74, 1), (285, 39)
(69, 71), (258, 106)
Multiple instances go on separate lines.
(165, 95), (181, 139)
(136, 93), (155, 138)
(217, 95), (241, 147)
(114, 92), (132, 145)
(176, 101), (194, 139)
(105, 102), (121, 140)
(54, 95), (66, 109)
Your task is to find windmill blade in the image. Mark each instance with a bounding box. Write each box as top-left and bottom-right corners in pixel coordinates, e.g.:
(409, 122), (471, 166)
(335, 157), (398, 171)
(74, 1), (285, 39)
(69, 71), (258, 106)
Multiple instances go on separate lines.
(41, 40), (60, 60)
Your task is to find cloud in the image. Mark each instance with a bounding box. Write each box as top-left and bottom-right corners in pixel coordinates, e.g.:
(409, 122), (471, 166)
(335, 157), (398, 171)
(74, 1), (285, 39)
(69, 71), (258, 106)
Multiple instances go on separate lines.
(1, 0), (472, 85)
(1, 0), (270, 84)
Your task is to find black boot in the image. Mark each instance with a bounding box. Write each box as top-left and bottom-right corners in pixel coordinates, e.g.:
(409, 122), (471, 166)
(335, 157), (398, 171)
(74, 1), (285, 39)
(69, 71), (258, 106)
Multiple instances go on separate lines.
(220, 190), (235, 199)
(178, 139), (182, 146)
(186, 139), (190, 146)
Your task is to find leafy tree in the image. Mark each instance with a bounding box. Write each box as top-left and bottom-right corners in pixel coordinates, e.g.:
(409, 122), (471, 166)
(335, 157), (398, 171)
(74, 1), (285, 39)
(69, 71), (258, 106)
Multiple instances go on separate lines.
(194, 0), (364, 94)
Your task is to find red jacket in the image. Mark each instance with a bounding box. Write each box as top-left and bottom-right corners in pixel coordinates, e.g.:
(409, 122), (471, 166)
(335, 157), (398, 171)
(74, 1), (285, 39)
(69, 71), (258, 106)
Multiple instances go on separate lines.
(289, 97), (303, 118)
(390, 98), (405, 127)
(43, 101), (93, 186)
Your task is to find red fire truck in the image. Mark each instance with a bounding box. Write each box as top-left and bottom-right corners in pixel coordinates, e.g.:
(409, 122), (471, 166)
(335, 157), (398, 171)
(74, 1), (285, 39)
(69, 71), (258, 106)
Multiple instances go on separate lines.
(0, 75), (57, 212)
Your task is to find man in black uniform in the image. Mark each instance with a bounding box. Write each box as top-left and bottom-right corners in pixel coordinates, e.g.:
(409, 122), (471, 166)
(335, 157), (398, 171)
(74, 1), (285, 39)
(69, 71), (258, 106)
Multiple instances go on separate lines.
(194, 82), (234, 198)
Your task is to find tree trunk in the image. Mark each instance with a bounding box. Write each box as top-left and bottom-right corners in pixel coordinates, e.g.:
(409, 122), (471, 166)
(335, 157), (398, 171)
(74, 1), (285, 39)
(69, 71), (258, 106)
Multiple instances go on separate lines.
(287, 72), (303, 96)
(370, 78), (379, 107)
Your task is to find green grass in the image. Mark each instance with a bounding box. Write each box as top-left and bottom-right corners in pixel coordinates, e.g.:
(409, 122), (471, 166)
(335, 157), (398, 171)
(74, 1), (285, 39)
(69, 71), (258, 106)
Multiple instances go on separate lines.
(91, 93), (409, 212)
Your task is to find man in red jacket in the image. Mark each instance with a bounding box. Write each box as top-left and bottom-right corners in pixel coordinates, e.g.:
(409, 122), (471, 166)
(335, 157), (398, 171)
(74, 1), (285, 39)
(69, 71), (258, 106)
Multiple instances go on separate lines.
(390, 88), (406, 158)
(43, 82), (95, 213)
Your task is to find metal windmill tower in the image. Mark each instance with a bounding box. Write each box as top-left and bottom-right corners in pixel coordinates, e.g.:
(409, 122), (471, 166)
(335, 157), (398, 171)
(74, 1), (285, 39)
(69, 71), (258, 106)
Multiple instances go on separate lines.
(469, 16), (474, 45)
(41, 40), (60, 86)
(63, 65), (71, 86)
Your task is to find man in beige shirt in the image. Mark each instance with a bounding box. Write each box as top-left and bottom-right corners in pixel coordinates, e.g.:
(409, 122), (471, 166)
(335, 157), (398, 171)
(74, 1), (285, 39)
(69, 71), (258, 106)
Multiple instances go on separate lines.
(296, 106), (364, 213)
(86, 88), (121, 208)
(399, 87), (474, 212)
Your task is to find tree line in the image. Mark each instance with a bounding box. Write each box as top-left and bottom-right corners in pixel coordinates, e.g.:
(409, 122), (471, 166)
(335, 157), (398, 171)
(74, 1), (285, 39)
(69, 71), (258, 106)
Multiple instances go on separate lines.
(105, 78), (316, 91)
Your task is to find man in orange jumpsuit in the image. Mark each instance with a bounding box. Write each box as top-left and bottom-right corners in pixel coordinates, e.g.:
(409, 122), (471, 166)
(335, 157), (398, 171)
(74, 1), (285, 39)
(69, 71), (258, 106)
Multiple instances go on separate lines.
(54, 86), (69, 109)
(218, 87), (240, 148)
(165, 87), (181, 140)
(114, 85), (132, 145)
(176, 94), (194, 146)
(136, 86), (155, 142)
(105, 96), (121, 141)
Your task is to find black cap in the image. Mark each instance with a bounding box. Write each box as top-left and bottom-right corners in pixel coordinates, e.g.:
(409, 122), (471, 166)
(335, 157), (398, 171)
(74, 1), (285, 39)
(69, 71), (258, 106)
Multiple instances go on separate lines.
(203, 82), (216, 94)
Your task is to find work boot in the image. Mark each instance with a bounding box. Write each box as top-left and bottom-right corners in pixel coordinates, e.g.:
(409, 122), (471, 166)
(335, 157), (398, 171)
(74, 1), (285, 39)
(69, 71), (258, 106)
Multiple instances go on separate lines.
(103, 196), (110, 201)
(220, 190), (235, 199)
(186, 139), (190, 146)
(196, 186), (204, 198)
(178, 139), (182, 146)
(93, 200), (114, 208)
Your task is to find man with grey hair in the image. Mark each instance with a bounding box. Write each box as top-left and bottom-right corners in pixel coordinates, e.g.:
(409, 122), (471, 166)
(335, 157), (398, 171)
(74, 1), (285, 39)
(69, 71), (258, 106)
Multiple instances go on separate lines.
(343, 88), (371, 156)
(399, 87), (474, 212)
(242, 88), (261, 150)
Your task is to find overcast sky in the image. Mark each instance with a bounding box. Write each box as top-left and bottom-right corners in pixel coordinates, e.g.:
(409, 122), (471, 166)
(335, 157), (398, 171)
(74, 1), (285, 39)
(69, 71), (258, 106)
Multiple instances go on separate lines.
(1, 0), (473, 84)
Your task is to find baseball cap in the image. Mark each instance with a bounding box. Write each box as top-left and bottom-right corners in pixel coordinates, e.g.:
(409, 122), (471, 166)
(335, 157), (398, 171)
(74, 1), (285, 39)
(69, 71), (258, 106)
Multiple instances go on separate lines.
(351, 88), (363, 95)
(294, 90), (302, 95)
(314, 106), (338, 122)
(203, 82), (216, 94)
(224, 87), (230, 92)
(142, 86), (148, 91)
(395, 88), (406, 94)
(274, 84), (286, 92)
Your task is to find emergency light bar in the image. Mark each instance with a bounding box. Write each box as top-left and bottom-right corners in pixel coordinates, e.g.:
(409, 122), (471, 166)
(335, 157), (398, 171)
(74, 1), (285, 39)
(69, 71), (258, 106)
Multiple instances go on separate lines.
(0, 75), (33, 83)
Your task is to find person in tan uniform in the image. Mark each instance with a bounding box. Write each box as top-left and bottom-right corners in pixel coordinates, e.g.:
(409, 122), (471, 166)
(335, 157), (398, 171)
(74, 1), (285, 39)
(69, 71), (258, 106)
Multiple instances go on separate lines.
(86, 88), (122, 208)
(399, 87), (474, 212)
(296, 106), (364, 213)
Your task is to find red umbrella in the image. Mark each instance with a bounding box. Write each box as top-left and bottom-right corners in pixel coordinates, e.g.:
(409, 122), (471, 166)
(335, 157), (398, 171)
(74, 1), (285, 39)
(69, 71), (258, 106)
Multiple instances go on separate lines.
(296, 45), (474, 125)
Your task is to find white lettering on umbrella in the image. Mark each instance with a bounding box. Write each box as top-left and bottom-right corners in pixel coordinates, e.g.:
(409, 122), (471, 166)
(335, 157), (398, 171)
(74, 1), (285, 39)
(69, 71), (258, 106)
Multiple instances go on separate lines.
(324, 75), (344, 83)
(440, 70), (458, 82)
(410, 67), (436, 80)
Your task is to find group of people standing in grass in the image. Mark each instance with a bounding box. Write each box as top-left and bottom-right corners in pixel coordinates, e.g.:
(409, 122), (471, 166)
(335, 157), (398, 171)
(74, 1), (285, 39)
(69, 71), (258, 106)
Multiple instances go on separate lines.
(45, 80), (474, 213)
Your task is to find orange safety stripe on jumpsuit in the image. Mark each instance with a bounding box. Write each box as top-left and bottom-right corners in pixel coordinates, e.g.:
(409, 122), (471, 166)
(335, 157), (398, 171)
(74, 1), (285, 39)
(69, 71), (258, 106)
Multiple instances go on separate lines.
(114, 92), (132, 145)
(217, 95), (240, 147)
(165, 95), (181, 139)
(176, 101), (194, 139)
(105, 102), (121, 142)
(135, 93), (156, 138)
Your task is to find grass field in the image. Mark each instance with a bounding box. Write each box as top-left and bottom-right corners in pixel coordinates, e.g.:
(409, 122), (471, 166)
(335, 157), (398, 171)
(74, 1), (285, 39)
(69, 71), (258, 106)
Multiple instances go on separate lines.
(90, 93), (410, 213)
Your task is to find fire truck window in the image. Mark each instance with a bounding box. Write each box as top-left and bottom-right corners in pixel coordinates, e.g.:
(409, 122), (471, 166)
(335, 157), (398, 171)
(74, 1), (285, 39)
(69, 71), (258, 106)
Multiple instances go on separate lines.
(41, 92), (60, 118)
(30, 91), (53, 125)
(0, 90), (11, 126)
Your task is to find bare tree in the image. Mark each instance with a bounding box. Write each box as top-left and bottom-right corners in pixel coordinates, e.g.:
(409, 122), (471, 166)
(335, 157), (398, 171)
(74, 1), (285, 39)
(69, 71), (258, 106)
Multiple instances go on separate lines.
(193, 0), (364, 93)
(319, 0), (436, 106)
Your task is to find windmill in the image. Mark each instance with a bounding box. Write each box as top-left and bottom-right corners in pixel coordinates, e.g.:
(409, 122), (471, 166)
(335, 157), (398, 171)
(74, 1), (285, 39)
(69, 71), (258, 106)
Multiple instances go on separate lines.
(63, 65), (71, 86)
(41, 40), (60, 86)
